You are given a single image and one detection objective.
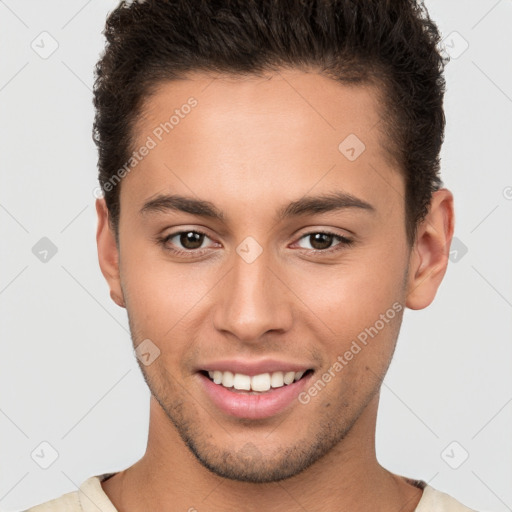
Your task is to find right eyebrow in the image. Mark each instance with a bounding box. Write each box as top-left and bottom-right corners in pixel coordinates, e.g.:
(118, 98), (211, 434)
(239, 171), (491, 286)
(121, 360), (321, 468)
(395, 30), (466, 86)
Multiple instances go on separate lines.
(140, 194), (225, 221)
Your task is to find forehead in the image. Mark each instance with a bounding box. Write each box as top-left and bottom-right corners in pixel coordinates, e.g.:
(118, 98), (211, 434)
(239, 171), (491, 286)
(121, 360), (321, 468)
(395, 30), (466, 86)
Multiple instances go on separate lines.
(138, 68), (386, 147)
(122, 69), (402, 219)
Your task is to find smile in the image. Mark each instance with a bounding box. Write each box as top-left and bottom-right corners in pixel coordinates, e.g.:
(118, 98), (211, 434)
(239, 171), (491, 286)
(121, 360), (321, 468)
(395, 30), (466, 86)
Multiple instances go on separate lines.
(198, 368), (315, 419)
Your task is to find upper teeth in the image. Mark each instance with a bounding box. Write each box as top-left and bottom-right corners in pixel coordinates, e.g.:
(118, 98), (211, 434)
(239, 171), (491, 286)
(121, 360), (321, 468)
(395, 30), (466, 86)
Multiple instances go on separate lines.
(207, 370), (306, 392)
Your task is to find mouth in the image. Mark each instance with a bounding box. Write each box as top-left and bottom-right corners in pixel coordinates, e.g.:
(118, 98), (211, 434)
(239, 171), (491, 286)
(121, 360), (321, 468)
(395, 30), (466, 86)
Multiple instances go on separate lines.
(197, 368), (315, 419)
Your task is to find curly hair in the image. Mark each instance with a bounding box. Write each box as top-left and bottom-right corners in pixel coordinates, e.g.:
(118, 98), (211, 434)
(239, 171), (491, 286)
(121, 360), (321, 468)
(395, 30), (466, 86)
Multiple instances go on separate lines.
(93, 0), (448, 246)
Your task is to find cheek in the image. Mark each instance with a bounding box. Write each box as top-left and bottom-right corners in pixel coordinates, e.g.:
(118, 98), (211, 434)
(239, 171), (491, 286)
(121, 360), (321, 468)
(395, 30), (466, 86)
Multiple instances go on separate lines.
(283, 245), (407, 380)
(287, 252), (405, 332)
(119, 248), (224, 373)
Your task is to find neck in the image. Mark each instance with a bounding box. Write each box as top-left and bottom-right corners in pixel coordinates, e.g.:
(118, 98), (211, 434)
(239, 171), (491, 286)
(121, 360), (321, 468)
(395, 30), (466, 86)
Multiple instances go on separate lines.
(102, 394), (422, 512)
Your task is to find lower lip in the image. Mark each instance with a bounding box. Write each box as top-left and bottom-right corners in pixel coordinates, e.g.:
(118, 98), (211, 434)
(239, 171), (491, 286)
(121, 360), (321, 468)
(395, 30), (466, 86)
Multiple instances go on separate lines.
(198, 372), (313, 420)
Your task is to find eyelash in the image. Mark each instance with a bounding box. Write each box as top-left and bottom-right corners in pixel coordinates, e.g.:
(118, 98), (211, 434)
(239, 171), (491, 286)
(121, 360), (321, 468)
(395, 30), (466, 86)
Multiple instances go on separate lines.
(158, 229), (354, 258)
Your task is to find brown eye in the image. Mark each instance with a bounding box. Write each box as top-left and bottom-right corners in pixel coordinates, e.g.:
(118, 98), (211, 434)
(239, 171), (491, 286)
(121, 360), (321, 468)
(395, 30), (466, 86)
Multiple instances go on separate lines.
(295, 231), (353, 253)
(177, 231), (205, 249)
(159, 229), (220, 257)
(308, 233), (335, 250)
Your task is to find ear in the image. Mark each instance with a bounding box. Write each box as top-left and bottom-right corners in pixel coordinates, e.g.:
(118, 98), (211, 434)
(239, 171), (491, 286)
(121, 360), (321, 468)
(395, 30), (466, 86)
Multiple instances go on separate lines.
(405, 188), (455, 310)
(96, 198), (125, 308)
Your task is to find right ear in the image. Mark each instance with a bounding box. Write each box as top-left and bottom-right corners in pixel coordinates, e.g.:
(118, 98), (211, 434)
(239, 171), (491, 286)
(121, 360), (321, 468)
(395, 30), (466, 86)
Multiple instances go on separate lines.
(96, 198), (125, 308)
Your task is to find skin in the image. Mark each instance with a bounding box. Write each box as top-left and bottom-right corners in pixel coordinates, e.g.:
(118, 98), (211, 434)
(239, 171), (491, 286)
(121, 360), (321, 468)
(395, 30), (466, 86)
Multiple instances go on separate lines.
(96, 69), (454, 511)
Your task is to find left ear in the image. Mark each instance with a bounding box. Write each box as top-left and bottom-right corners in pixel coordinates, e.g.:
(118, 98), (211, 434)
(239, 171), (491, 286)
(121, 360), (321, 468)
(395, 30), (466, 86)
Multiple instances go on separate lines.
(406, 188), (455, 310)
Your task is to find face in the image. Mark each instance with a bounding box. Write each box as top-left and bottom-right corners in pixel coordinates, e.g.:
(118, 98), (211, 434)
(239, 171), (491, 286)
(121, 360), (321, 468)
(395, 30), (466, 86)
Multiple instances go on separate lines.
(107, 69), (413, 482)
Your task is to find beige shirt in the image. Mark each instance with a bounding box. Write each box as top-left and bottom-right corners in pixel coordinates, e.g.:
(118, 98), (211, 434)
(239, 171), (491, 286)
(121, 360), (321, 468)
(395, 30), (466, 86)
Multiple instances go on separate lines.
(25, 473), (478, 511)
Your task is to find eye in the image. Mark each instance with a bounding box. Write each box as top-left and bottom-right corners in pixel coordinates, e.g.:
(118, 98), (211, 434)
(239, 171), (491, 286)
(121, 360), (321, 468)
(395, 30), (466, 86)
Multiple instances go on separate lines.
(295, 231), (353, 253)
(159, 229), (218, 255)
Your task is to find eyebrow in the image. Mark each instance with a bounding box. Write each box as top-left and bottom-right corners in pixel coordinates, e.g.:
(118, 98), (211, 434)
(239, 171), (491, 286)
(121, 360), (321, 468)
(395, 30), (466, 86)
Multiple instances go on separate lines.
(139, 191), (375, 222)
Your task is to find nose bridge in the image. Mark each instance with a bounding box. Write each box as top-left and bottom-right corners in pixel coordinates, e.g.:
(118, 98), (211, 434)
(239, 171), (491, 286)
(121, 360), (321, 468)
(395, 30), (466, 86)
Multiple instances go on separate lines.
(213, 241), (292, 341)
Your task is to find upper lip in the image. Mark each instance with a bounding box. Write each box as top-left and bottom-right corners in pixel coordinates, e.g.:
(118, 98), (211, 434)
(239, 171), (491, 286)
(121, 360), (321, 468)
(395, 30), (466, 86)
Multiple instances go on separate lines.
(196, 359), (314, 376)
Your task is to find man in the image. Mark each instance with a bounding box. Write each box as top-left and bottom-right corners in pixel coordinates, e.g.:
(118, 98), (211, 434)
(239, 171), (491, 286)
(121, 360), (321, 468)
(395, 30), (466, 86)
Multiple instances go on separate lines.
(27, 0), (476, 510)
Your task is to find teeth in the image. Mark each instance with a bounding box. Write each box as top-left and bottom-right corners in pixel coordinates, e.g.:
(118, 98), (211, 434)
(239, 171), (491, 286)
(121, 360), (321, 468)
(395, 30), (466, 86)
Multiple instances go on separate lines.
(221, 371), (234, 388)
(233, 373), (251, 390)
(270, 371), (284, 388)
(206, 369), (308, 392)
(251, 373), (271, 392)
(283, 371), (295, 385)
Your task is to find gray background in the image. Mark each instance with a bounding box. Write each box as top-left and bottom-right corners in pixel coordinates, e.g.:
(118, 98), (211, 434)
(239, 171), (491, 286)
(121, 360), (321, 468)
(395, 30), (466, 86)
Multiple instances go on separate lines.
(1, 1), (511, 511)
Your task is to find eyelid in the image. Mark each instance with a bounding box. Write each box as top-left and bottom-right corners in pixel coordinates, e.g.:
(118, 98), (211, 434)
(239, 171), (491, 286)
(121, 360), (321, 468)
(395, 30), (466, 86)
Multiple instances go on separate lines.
(161, 228), (218, 250)
(293, 226), (352, 241)
(291, 230), (354, 253)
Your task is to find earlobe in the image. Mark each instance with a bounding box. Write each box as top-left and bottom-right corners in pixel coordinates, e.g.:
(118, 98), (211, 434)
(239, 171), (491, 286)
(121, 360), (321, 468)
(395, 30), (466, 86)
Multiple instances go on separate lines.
(110, 290), (125, 308)
(95, 198), (126, 309)
(405, 188), (455, 310)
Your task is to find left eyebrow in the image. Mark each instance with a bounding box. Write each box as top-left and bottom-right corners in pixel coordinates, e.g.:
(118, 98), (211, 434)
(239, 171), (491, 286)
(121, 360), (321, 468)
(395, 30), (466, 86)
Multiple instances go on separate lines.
(275, 191), (376, 221)
(139, 190), (375, 222)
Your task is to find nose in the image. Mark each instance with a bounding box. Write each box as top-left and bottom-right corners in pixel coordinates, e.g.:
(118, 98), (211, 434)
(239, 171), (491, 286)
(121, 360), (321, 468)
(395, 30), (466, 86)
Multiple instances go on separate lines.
(212, 244), (293, 343)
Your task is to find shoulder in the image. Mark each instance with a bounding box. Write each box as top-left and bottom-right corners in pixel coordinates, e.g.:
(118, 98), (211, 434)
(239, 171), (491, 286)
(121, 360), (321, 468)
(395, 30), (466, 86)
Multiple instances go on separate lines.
(24, 490), (81, 512)
(24, 473), (118, 512)
(416, 485), (479, 512)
